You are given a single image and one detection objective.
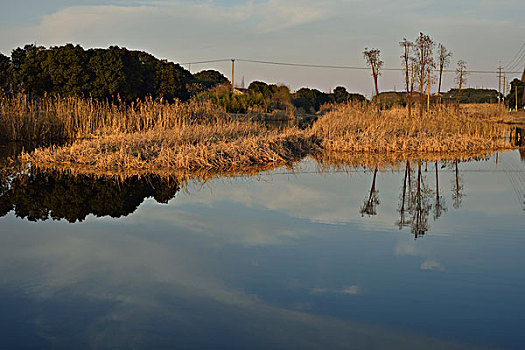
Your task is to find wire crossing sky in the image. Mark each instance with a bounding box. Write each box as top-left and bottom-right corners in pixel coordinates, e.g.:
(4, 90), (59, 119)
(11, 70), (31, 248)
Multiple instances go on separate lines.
(0, 0), (524, 95)
(181, 58), (525, 74)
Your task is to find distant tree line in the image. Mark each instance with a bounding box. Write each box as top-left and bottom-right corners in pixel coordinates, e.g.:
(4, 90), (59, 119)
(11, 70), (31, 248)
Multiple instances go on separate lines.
(444, 88), (500, 104)
(375, 88), (503, 107)
(0, 44), (197, 101)
(0, 44), (367, 113)
(196, 81), (366, 114)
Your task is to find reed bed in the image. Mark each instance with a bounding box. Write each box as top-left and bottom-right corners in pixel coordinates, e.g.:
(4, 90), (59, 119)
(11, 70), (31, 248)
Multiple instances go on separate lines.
(311, 102), (512, 154)
(9, 95), (519, 176)
(0, 93), (225, 142)
(22, 118), (318, 173)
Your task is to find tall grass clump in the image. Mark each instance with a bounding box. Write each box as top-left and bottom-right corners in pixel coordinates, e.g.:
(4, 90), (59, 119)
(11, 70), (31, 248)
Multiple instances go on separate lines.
(0, 93), (226, 142)
(311, 102), (512, 154)
(20, 94), (319, 174)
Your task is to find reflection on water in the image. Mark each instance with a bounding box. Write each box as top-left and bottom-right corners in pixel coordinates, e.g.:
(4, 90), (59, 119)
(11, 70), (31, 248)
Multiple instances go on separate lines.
(360, 166), (379, 216)
(358, 159), (467, 238)
(0, 169), (179, 222)
(0, 150), (524, 349)
(0, 151), (518, 232)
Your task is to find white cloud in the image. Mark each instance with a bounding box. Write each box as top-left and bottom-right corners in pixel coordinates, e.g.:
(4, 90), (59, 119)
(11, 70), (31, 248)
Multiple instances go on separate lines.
(420, 260), (445, 271)
(311, 284), (362, 295)
(2, 0), (523, 93)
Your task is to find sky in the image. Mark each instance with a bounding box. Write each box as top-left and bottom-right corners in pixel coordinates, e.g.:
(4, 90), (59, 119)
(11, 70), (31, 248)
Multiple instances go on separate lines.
(0, 0), (524, 96)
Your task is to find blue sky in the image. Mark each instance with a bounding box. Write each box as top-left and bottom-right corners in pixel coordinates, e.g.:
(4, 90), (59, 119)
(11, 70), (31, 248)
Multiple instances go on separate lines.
(0, 0), (524, 95)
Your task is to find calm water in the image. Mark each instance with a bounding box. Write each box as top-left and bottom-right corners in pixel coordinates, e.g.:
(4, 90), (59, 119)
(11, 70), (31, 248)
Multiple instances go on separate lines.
(1, 149), (524, 349)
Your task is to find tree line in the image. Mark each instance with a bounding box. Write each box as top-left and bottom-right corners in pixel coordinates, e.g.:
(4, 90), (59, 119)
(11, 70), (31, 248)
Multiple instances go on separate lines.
(0, 44), (366, 113)
(195, 81), (366, 114)
(2, 42), (514, 113)
(0, 44), (196, 101)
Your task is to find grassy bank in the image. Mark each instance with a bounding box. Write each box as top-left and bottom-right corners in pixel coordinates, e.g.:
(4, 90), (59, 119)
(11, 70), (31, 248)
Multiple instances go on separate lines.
(24, 125), (317, 173)
(6, 95), (517, 176)
(311, 102), (511, 154)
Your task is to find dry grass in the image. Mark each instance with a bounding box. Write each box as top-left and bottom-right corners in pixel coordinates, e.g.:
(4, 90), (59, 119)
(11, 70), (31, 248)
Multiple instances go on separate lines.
(0, 93), (225, 142)
(22, 117), (318, 173)
(311, 102), (512, 154)
(12, 96), (519, 177)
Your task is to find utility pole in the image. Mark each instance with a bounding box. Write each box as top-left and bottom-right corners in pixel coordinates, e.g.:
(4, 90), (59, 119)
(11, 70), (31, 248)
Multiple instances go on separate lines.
(503, 75), (505, 104)
(231, 59), (235, 90)
(514, 83), (518, 112)
(498, 64), (502, 104)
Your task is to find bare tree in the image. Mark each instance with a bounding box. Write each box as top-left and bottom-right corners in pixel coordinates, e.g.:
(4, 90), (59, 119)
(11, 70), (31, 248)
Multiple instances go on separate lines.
(410, 57), (418, 100)
(426, 62), (435, 111)
(455, 60), (468, 105)
(413, 33), (435, 116)
(400, 39), (414, 116)
(437, 43), (452, 95)
(363, 48), (383, 100)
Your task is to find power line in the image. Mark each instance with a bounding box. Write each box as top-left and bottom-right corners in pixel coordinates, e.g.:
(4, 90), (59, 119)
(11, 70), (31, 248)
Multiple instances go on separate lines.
(180, 57), (523, 74)
(237, 59), (371, 71)
(506, 50), (525, 73)
(504, 42), (525, 70)
(506, 51), (525, 72)
(179, 59), (230, 65)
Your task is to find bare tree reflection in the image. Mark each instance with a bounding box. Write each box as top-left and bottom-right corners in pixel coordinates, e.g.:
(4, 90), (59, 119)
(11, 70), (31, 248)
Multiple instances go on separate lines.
(410, 161), (433, 238)
(433, 161), (447, 219)
(451, 160), (464, 209)
(361, 166), (380, 216)
(396, 161), (413, 229)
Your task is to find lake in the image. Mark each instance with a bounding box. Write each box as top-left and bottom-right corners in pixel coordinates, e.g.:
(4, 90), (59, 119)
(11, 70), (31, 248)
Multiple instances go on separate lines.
(1, 148), (524, 349)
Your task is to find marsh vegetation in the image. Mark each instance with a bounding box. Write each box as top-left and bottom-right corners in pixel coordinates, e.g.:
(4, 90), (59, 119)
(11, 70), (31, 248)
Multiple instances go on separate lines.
(1, 93), (512, 177)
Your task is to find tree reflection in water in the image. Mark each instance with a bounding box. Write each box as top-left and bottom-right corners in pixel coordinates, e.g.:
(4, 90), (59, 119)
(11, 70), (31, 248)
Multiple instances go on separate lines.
(360, 166), (380, 216)
(410, 160), (433, 238)
(451, 160), (464, 209)
(396, 160), (413, 229)
(434, 161), (447, 220)
(0, 169), (180, 222)
(392, 159), (462, 239)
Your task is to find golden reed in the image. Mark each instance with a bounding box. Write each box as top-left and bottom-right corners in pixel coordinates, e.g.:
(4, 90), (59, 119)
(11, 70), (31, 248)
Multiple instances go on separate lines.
(1, 94), (515, 175)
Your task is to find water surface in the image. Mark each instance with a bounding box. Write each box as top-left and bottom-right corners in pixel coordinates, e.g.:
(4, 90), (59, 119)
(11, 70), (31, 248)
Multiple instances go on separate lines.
(1, 150), (524, 349)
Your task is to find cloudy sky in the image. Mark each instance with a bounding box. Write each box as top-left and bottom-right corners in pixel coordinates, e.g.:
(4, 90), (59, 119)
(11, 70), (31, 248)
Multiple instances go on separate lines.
(0, 0), (524, 96)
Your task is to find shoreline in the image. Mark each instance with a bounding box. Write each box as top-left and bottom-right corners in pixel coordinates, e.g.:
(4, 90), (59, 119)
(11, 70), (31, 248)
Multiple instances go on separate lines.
(4, 99), (520, 179)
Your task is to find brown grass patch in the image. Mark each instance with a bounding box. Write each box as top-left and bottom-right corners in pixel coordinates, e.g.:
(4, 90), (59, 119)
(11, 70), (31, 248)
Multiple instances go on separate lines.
(311, 102), (512, 154)
(0, 93), (225, 142)
(22, 119), (318, 173)
(13, 96), (519, 177)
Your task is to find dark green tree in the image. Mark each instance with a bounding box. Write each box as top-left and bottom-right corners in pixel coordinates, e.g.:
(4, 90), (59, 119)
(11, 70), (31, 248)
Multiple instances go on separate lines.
(333, 86), (350, 104)
(0, 52), (10, 92)
(506, 78), (524, 109)
(43, 44), (91, 96)
(292, 88), (331, 113)
(193, 70), (228, 89)
(4, 44), (194, 101)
